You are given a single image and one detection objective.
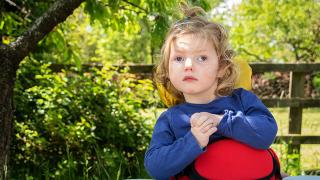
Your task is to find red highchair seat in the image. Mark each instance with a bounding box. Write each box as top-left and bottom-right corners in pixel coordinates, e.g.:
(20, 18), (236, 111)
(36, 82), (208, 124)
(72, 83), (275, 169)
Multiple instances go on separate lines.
(173, 138), (281, 180)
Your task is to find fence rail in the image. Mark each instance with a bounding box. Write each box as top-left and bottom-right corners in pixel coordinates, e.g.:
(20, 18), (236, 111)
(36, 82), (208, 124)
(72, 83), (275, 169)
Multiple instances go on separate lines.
(275, 135), (320, 145)
(50, 63), (320, 147)
(262, 98), (320, 108)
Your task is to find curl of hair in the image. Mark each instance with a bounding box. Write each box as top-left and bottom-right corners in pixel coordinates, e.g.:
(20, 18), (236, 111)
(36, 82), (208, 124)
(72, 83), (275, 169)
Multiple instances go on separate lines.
(180, 2), (205, 18)
(154, 4), (239, 105)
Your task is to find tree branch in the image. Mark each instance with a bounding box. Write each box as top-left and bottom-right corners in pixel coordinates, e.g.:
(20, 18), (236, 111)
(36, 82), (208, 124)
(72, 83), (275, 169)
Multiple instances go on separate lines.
(105, 3), (144, 15)
(240, 48), (265, 61)
(8, 0), (85, 65)
(4, 0), (37, 20)
(5, 0), (28, 14)
(121, 0), (148, 13)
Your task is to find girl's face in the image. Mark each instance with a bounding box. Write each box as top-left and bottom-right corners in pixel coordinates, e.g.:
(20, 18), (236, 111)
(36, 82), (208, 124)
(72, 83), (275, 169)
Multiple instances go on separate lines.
(168, 34), (222, 104)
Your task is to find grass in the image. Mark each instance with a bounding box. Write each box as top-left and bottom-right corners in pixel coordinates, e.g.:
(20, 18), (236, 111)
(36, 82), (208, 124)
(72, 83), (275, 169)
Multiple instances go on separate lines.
(270, 107), (320, 172)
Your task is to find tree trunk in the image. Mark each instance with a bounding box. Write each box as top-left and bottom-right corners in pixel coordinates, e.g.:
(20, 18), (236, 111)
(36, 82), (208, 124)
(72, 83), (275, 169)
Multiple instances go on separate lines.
(0, 0), (85, 178)
(0, 47), (18, 179)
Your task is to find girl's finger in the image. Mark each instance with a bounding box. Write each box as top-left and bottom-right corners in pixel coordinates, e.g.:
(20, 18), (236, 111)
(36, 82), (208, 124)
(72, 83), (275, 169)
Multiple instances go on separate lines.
(204, 127), (217, 136)
(200, 118), (214, 128)
(200, 122), (214, 133)
(190, 113), (201, 127)
(196, 115), (210, 127)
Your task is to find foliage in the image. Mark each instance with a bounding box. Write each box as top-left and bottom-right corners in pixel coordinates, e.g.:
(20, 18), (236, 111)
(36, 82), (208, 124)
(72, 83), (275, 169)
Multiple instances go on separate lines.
(212, 0), (320, 62)
(12, 57), (159, 179)
(0, 0), (52, 42)
(273, 141), (301, 176)
(211, 0), (320, 93)
(313, 73), (320, 93)
(80, 0), (213, 64)
(2, 0), (213, 65)
(33, 7), (153, 65)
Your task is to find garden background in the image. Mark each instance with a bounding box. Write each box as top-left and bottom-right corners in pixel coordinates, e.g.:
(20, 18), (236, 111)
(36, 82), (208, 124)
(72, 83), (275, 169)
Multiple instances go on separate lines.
(1, 0), (319, 179)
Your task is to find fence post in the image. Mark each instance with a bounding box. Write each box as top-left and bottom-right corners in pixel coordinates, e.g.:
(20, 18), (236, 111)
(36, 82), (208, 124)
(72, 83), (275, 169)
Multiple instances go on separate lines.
(288, 71), (304, 164)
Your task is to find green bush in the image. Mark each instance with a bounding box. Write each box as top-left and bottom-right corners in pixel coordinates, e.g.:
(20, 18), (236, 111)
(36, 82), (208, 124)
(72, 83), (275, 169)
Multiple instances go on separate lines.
(12, 57), (158, 179)
(273, 141), (301, 176)
(313, 73), (320, 93)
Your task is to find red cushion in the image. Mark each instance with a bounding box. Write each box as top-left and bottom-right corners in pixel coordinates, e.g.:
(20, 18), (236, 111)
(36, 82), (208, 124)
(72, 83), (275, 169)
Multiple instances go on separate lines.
(194, 139), (276, 179)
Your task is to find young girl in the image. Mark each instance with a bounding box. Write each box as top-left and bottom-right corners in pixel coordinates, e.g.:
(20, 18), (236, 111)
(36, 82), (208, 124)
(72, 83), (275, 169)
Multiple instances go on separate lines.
(144, 4), (278, 180)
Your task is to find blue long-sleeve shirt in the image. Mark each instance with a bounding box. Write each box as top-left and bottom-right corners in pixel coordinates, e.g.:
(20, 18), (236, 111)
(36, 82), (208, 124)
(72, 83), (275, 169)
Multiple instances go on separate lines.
(144, 88), (278, 179)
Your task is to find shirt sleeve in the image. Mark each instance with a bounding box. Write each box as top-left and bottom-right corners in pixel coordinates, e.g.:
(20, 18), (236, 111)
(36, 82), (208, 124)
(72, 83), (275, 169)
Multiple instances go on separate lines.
(217, 88), (278, 150)
(144, 111), (203, 179)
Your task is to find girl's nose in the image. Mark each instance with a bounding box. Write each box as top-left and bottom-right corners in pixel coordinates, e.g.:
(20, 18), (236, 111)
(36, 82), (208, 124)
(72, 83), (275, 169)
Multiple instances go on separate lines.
(184, 57), (193, 71)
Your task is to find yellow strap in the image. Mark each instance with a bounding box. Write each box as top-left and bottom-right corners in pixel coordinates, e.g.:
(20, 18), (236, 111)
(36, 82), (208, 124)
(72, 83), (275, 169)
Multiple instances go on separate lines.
(234, 59), (252, 90)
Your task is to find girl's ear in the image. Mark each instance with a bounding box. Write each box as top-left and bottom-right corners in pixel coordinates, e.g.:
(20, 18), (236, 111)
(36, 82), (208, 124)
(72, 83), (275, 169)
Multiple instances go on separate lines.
(217, 65), (227, 78)
(217, 69), (224, 78)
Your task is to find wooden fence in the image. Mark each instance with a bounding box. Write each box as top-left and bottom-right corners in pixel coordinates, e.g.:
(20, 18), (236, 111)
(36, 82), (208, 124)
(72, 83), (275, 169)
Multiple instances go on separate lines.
(250, 63), (320, 158)
(51, 63), (320, 155)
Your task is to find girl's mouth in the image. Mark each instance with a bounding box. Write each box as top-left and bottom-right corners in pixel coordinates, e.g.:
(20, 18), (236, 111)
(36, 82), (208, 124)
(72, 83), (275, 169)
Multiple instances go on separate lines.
(183, 76), (198, 81)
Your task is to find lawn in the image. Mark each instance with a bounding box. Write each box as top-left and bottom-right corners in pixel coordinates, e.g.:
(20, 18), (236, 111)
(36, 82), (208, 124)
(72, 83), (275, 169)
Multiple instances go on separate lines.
(270, 108), (320, 172)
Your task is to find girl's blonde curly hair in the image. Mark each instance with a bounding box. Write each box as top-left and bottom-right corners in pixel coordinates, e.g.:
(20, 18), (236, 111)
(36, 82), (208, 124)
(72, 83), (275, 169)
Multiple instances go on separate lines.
(154, 3), (239, 105)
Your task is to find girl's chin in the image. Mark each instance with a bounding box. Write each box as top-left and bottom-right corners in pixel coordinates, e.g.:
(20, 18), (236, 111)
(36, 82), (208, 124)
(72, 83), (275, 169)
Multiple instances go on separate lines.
(181, 88), (196, 93)
(182, 90), (199, 96)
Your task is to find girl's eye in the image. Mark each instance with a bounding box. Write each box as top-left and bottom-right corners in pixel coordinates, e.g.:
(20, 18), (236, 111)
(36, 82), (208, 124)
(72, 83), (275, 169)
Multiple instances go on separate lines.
(196, 56), (207, 62)
(174, 56), (184, 62)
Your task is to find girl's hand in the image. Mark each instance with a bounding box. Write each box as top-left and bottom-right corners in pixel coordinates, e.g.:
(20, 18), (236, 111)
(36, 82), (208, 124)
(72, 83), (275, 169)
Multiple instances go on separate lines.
(190, 112), (223, 148)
